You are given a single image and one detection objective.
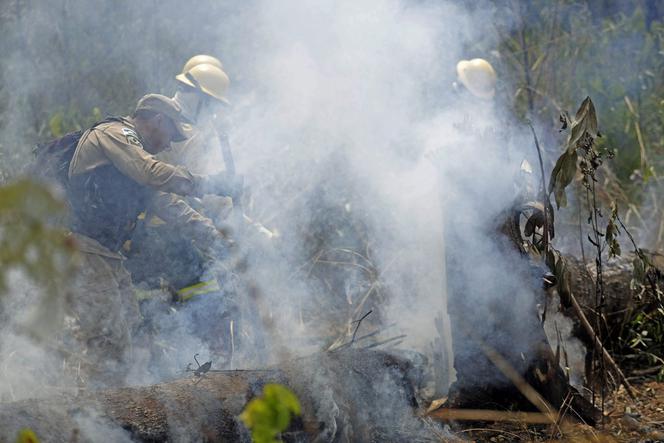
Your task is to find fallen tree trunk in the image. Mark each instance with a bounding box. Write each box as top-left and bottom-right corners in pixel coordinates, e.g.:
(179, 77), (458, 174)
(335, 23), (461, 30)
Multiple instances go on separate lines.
(508, 204), (664, 364)
(560, 251), (663, 347)
(0, 350), (432, 443)
(0, 370), (274, 442)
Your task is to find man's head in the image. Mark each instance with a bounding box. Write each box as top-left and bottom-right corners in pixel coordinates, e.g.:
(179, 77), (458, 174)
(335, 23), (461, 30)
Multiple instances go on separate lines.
(133, 94), (189, 154)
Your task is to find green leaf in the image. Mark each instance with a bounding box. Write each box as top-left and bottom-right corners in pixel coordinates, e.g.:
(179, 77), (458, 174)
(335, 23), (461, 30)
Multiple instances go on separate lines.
(239, 383), (301, 443)
(16, 429), (40, 443)
(548, 150), (578, 209)
(264, 384), (301, 416)
(567, 97), (598, 152)
(0, 180), (75, 338)
(544, 249), (571, 297)
(605, 213), (622, 258)
(575, 97), (599, 139)
(609, 240), (621, 258)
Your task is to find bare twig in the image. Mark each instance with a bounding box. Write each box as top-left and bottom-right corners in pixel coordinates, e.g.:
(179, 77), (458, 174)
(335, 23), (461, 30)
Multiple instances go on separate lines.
(328, 322), (397, 352)
(457, 427), (526, 441)
(630, 365), (663, 376)
(428, 408), (563, 425)
(576, 185), (587, 264)
(517, 1), (535, 114)
(461, 325), (561, 428)
(351, 254), (398, 319)
(350, 310), (372, 346)
(567, 290), (636, 399)
(624, 95), (651, 174)
(527, 120), (549, 253)
(360, 335), (407, 350)
(329, 247), (375, 268)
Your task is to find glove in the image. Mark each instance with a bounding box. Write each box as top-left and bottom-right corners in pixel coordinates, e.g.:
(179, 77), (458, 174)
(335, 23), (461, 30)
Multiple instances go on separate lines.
(198, 230), (235, 262)
(199, 172), (244, 202)
(201, 194), (234, 227)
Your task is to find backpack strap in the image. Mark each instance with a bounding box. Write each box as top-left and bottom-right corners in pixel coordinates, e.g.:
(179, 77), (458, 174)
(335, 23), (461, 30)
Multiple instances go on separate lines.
(32, 115), (125, 187)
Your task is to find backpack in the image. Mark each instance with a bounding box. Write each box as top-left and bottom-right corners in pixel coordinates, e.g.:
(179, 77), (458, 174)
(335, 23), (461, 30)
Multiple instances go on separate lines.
(32, 117), (122, 189)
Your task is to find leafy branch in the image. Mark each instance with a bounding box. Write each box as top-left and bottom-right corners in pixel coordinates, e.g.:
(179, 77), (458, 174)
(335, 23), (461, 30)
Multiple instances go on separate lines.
(549, 97), (600, 210)
(0, 179), (77, 338)
(546, 97), (640, 406)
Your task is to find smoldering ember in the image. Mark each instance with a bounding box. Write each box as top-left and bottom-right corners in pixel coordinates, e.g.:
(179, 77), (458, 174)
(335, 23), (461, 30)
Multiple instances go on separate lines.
(0, 1), (663, 442)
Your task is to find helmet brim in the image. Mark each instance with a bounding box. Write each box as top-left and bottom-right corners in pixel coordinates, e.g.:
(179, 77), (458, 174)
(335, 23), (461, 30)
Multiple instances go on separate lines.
(175, 73), (231, 105)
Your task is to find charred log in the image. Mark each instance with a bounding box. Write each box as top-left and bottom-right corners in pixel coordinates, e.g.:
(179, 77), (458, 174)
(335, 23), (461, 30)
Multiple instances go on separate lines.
(443, 330), (601, 425)
(0, 350), (435, 443)
(441, 209), (602, 425)
(443, 207), (664, 423)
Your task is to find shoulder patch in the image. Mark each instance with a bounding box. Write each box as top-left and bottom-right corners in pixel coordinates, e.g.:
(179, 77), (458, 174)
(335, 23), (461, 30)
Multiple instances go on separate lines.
(122, 127), (142, 146)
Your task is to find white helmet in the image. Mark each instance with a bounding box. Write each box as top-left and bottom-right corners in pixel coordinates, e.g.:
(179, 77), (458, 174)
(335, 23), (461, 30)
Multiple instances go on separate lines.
(181, 54), (223, 74)
(176, 63), (231, 105)
(456, 58), (497, 99)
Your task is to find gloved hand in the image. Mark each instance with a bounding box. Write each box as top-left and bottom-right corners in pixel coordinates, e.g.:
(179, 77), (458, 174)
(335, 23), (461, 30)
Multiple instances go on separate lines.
(198, 230), (235, 261)
(199, 172), (244, 202)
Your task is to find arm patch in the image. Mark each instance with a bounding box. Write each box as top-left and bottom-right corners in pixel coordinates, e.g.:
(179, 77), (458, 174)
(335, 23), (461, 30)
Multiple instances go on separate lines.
(122, 127), (142, 146)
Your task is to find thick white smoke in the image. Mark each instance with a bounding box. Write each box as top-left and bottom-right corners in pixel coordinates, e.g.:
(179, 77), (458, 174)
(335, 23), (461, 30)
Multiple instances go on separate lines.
(222, 0), (540, 373)
(0, 0), (578, 439)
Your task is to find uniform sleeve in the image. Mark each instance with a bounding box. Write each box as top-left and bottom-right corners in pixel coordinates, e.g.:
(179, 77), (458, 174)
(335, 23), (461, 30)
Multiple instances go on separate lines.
(148, 191), (220, 246)
(96, 126), (204, 196)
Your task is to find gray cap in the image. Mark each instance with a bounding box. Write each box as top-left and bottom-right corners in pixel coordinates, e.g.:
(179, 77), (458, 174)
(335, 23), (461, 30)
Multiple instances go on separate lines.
(135, 94), (189, 142)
